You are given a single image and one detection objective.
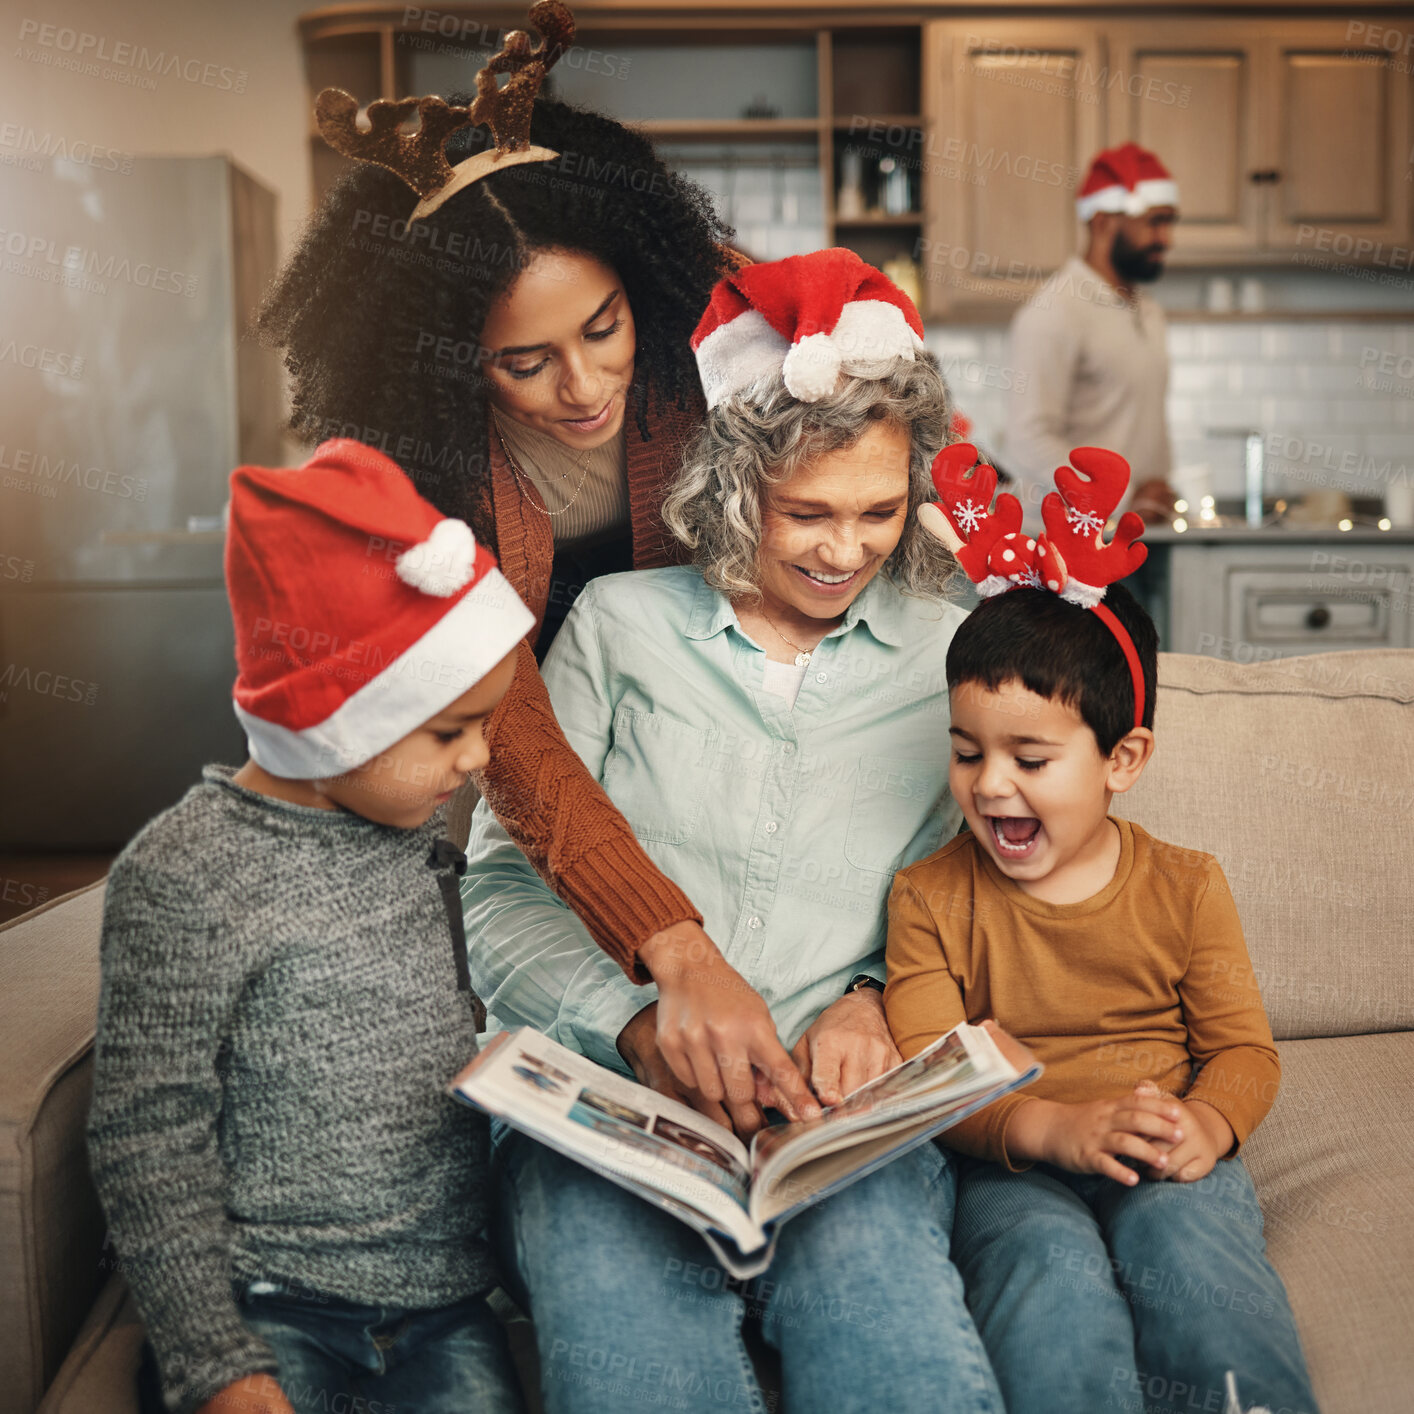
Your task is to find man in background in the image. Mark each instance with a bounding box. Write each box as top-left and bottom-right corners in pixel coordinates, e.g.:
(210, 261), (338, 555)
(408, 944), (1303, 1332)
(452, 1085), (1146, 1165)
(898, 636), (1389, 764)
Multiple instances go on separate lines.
(1008, 142), (1180, 529)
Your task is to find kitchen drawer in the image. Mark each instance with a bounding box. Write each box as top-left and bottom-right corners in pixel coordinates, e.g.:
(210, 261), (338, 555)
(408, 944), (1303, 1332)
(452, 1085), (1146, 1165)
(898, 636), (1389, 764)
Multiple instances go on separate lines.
(1165, 542), (1414, 658)
(1227, 565), (1410, 650)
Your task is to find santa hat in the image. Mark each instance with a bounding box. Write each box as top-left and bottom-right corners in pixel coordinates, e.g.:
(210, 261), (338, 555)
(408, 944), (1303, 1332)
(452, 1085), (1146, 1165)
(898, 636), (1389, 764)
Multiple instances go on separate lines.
(226, 438), (534, 779)
(690, 247), (925, 410)
(1076, 142), (1179, 221)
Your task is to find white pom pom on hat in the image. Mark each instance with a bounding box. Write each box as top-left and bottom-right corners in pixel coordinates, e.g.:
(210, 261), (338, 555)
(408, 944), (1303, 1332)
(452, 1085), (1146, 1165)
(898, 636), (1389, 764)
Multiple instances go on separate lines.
(396, 518), (478, 597)
(782, 332), (843, 402)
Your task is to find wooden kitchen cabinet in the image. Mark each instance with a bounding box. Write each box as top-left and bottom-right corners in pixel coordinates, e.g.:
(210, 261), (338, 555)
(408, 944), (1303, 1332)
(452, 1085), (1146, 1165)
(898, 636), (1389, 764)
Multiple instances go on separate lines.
(923, 13), (1414, 310)
(1105, 20), (1412, 263)
(1102, 23), (1263, 257)
(1262, 26), (1411, 253)
(921, 20), (1106, 317)
(300, 4), (1414, 317)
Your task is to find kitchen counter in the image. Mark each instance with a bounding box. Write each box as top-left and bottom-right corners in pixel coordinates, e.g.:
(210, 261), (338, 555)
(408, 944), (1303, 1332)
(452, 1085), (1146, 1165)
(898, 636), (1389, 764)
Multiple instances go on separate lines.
(1142, 525), (1414, 545)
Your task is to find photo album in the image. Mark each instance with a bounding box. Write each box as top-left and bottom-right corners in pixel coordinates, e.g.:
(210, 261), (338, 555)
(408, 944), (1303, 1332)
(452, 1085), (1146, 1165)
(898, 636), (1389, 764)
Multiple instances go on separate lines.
(450, 1022), (1040, 1277)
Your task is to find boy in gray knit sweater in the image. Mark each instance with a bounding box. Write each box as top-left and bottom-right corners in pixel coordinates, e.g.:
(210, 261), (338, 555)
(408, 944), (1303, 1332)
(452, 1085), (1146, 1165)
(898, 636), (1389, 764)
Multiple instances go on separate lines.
(87, 439), (534, 1414)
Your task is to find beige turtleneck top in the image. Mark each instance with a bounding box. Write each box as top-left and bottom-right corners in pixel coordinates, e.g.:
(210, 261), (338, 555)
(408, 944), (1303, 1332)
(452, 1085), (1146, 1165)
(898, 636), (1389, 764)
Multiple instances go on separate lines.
(493, 410), (631, 548)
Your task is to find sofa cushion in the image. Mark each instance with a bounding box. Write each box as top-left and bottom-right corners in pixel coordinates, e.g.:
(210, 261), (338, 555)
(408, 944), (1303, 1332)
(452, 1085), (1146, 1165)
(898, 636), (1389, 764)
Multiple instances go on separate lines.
(0, 879), (108, 1414)
(35, 1273), (141, 1414)
(1243, 1031), (1414, 1414)
(1124, 650), (1414, 1040)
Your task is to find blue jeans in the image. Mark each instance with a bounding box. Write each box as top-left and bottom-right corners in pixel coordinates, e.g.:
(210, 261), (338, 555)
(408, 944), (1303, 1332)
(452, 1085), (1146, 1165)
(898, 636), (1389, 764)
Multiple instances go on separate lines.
(493, 1122), (1002, 1414)
(951, 1155), (1318, 1414)
(236, 1280), (525, 1413)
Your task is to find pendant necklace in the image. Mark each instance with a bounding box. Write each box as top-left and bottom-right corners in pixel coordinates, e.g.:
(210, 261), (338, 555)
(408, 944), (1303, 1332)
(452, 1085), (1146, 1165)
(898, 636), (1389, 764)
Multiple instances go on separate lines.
(492, 408), (593, 516)
(762, 606), (815, 667)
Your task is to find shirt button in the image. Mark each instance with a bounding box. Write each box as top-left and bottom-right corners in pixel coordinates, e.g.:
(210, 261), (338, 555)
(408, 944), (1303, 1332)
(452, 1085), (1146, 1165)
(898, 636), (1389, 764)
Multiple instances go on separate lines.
(765, 821), (778, 834)
(815, 671), (828, 683)
(748, 916), (763, 929)
(783, 743), (795, 755)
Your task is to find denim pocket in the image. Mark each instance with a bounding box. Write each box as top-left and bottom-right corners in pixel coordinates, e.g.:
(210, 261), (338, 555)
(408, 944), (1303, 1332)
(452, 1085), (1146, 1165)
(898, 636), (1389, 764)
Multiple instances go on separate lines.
(602, 705), (716, 845)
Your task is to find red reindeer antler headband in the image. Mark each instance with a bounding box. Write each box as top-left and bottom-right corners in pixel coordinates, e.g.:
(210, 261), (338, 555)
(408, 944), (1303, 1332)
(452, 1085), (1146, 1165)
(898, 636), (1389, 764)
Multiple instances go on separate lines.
(918, 444), (1150, 729)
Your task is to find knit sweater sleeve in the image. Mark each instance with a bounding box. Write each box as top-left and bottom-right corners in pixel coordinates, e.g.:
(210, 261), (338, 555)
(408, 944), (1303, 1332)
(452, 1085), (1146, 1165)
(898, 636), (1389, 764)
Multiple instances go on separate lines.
(475, 635), (702, 982)
(87, 846), (279, 1414)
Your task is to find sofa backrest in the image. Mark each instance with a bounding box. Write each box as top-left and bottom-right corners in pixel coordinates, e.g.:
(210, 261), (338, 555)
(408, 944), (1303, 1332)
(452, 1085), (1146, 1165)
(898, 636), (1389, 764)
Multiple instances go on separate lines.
(1123, 649), (1414, 1041)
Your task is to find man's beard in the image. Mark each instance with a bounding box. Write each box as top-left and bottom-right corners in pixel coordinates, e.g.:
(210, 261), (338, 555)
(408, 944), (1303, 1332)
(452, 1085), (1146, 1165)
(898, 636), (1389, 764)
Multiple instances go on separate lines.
(1112, 229), (1165, 283)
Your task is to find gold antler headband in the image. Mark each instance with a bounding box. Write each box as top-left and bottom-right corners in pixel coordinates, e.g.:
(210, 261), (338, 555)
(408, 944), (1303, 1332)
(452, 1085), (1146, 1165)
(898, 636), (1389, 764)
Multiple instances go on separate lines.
(315, 0), (575, 222)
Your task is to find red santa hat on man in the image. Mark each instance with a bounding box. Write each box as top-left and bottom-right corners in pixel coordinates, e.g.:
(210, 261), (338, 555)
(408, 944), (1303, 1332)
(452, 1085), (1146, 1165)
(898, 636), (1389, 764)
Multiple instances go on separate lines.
(690, 247), (925, 409)
(1075, 142), (1179, 222)
(225, 439), (533, 779)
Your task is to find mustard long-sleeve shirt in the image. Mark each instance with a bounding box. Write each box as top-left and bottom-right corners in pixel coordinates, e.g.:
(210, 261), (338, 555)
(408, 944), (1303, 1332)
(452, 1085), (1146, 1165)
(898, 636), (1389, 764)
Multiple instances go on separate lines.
(884, 817), (1280, 1170)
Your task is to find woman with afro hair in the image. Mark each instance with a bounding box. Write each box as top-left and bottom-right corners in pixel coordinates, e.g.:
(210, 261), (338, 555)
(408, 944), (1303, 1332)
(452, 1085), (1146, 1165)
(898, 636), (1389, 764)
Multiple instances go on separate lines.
(258, 95), (819, 1131)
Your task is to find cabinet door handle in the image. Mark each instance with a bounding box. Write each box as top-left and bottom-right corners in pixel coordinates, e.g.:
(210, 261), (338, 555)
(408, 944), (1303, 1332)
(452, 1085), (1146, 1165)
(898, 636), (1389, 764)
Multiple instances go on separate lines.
(1305, 604), (1331, 630)
(1249, 169), (1281, 184)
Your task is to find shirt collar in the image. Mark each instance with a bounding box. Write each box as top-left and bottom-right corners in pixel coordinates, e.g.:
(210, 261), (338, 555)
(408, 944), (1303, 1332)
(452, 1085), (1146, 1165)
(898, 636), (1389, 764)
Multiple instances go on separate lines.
(683, 569), (909, 648)
(1061, 255), (1149, 313)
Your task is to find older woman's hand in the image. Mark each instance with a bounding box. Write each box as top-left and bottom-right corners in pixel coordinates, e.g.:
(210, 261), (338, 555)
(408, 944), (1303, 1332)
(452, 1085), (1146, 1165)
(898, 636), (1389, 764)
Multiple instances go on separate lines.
(617, 1001), (745, 1134)
(639, 921), (821, 1135)
(618, 996), (815, 1139)
(789, 989), (903, 1108)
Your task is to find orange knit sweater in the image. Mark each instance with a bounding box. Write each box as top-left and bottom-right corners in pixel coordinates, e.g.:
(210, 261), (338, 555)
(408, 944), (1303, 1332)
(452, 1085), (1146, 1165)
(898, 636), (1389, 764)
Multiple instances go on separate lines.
(473, 392), (703, 981)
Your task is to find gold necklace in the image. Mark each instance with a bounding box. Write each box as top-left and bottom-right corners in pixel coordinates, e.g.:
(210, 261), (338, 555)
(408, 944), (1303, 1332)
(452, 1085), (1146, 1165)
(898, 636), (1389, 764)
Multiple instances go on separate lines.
(761, 605), (817, 667)
(492, 408), (593, 517)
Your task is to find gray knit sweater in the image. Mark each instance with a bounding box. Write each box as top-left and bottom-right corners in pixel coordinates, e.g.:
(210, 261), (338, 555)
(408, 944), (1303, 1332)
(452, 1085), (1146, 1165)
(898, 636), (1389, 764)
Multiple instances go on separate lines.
(87, 765), (492, 1414)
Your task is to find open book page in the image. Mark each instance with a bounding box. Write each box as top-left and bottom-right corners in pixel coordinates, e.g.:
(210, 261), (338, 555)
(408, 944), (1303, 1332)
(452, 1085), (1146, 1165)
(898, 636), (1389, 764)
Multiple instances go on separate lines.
(449, 1030), (762, 1252)
(450, 1023), (1039, 1279)
(746, 1024), (1034, 1226)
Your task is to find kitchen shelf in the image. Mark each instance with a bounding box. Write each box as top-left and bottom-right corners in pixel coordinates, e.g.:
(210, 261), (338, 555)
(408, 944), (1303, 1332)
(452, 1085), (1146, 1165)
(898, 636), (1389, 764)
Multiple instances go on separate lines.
(635, 119), (823, 140)
(832, 115), (923, 130)
(1165, 309), (1414, 323)
(834, 213), (923, 227)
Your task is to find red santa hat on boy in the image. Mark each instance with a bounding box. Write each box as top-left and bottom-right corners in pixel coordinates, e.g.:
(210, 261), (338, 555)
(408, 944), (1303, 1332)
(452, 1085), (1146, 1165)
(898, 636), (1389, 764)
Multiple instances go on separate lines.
(690, 247), (925, 409)
(1075, 142), (1179, 222)
(226, 439), (533, 779)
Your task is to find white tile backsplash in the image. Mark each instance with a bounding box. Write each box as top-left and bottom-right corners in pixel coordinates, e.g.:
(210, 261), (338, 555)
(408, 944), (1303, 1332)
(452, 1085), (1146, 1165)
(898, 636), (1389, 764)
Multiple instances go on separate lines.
(933, 314), (1414, 510)
(1260, 327), (1337, 361)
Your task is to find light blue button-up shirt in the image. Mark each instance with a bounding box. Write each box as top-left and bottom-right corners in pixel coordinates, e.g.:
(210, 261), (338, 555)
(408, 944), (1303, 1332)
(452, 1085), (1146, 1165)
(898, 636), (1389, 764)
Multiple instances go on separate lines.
(462, 565), (967, 1073)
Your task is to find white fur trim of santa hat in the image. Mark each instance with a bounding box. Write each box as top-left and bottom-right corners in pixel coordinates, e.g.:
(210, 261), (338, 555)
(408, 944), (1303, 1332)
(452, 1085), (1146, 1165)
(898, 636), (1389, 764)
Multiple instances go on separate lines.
(1077, 177), (1180, 222)
(234, 566), (531, 779)
(693, 309), (791, 411)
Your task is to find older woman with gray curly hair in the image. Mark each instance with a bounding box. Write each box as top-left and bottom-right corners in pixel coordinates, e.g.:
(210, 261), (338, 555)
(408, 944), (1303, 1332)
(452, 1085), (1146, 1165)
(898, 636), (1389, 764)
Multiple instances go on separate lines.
(461, 252), (1002, 1414)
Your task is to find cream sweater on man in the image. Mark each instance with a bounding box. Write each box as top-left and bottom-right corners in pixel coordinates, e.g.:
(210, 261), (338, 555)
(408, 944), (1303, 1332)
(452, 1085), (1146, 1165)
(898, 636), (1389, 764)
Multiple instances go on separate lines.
(1006, 256), (1172, 528)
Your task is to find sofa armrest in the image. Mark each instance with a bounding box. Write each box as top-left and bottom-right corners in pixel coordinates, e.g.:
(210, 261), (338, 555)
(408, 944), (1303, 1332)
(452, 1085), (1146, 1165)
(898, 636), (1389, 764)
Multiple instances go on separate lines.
(0, 880), (109, 1414)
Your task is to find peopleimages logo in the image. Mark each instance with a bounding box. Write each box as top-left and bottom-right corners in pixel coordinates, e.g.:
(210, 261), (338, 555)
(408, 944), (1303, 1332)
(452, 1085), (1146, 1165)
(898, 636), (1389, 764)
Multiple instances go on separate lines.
(0, 226), (198, 297)
(15, 19), (248, 93)
(0, 123), (134, 175)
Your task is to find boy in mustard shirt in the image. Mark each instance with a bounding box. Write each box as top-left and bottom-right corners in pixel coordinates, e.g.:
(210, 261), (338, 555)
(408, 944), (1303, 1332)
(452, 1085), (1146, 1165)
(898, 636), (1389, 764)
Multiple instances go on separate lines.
(887, 445), (1318, 1414)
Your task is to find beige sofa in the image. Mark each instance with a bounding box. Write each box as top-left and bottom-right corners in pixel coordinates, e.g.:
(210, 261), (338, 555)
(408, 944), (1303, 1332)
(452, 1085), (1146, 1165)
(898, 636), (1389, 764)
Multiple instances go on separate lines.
(4, 648), (1412, 1414)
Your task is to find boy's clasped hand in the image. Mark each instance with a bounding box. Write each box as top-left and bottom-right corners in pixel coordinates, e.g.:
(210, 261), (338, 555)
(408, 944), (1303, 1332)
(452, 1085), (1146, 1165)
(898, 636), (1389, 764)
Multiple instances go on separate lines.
(1003, 1077), (1235, 1186)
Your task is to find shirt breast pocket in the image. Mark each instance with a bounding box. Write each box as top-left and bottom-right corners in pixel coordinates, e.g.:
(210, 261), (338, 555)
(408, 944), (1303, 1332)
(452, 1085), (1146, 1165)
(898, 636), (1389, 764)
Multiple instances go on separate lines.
(844, 752), (949, 875)
(603, 705), (716, 846)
